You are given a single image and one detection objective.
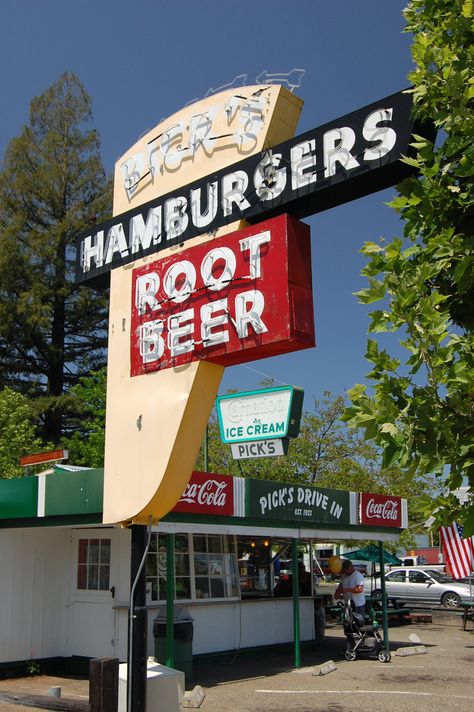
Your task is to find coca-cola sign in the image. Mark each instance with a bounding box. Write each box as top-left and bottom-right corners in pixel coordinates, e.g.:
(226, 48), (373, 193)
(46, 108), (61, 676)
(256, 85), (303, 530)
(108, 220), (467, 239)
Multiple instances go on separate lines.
(360, 492), (402, 528)
(173, 471), (234, 516)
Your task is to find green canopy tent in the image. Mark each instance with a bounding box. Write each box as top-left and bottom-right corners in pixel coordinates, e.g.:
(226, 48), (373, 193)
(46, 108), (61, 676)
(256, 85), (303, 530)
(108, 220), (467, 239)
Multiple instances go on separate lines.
(344, 544), (402, 568)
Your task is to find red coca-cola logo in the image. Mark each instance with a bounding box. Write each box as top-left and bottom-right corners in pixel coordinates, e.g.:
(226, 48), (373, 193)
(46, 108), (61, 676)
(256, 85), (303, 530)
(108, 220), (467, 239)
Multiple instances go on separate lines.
(180, 479), (227, 507)
(366, 498), (399, 520)
(360, 493), (402, 527)
(173, 471), (234, 516)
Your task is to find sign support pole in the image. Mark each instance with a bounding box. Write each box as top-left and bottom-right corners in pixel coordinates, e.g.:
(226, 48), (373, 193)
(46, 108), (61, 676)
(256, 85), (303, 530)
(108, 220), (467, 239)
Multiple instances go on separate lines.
(292, 538), (301, 668)
(165, 533), (175, 668)
(128, 525), (148, 712)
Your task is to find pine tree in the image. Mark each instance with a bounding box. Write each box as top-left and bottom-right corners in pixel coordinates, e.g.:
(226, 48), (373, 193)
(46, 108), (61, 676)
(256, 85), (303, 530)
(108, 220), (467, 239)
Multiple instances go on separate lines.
(0, 73), (111, 442)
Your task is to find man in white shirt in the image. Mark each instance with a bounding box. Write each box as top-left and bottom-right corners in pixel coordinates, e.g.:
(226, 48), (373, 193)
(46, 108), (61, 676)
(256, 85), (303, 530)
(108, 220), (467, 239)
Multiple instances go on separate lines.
(334, 559), (366, 617)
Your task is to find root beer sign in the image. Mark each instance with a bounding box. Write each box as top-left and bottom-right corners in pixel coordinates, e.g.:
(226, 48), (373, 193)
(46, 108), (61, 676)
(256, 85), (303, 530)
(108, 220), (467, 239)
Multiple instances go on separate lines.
(75, 83), (433, 525)
(130, 214), (313, 374)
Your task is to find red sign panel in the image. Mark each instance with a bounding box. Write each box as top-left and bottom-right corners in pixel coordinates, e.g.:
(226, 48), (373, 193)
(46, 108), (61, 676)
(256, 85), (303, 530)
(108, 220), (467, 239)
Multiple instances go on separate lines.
(173, 471), (234, 516)
(130, 214), (314, 375)
(19, 449), (68, 467)
(359, 492), (402, 528)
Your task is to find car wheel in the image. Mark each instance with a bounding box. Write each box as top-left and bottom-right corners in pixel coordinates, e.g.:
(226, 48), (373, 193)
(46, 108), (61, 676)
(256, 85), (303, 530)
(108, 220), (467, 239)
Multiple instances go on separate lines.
(378, 650), (391, 663)
(442, 591), (461, 608)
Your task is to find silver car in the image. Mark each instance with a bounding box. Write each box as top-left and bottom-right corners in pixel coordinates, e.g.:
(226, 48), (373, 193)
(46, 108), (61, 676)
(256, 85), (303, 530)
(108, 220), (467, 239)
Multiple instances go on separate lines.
(366, 567), (474, 608)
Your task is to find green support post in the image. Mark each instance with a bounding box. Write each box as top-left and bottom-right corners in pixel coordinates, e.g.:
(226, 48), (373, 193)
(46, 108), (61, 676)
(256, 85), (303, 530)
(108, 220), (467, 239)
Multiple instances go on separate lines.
(378, 541), (390, 654)
(292, 538), (301, 668)
(166, 533), (175, 668)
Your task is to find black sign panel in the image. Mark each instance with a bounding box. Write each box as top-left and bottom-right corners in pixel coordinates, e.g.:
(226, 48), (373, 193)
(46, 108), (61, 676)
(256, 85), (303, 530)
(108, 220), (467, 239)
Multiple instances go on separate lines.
(75, 90), (434, 287)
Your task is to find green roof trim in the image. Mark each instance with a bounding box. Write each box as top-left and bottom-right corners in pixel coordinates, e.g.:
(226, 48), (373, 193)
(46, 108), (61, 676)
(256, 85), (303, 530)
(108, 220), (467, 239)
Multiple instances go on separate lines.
(44, 469), (104, 516)
(0, 477), (38, 519)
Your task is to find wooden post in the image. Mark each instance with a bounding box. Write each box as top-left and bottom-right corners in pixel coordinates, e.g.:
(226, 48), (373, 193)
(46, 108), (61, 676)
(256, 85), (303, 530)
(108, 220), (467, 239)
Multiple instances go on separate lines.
(89, 658), (119, 712)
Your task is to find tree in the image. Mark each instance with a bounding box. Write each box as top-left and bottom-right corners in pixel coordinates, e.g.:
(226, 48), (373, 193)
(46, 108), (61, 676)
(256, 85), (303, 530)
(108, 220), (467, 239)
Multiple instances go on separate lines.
(63, 368), (107, 468)
(343, 0), (474, 532)
(0, 387), (44, 478)
(0, 73), (111, 443)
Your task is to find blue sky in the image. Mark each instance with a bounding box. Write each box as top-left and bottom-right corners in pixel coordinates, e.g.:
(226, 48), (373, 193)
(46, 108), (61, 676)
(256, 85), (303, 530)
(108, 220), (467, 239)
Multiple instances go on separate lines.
(1, 1), (414, 405)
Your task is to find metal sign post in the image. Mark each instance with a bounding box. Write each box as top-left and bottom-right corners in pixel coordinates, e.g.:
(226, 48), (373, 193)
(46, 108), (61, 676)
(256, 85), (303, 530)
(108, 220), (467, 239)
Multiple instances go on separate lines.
(128, 524), (151, 712)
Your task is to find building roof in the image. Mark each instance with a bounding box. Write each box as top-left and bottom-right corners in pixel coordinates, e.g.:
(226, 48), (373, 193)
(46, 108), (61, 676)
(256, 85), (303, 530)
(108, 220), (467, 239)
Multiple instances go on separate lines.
(0, 467), (407, 542)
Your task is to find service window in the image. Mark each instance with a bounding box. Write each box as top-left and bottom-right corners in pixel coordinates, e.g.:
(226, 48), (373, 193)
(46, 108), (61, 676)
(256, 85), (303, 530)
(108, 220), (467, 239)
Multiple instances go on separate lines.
(146, 533), (191, 601)
(193, 534), (238, 599)
(237, 537), (272, 597)
(146, 533), (239, 602)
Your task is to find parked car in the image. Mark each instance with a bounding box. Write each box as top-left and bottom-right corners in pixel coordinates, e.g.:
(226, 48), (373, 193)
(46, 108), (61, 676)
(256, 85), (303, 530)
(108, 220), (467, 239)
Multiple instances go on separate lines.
(456, 574), (474, 586)
(365, 567), (474, 608)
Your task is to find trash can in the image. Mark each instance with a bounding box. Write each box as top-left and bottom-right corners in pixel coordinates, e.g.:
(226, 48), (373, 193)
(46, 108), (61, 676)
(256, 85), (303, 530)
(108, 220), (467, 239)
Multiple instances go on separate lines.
(118, 660), (184, 712)
(153, 607), (193, 684)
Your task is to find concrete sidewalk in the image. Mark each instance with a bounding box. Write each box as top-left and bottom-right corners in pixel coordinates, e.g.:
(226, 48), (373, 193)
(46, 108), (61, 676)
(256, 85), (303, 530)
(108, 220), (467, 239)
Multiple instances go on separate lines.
(0, 619), (473, 712)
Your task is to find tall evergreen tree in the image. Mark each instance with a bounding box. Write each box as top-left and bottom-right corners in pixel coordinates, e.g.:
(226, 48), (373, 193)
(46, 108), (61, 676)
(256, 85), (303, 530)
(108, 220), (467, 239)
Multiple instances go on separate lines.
(0, 73), (111, 442)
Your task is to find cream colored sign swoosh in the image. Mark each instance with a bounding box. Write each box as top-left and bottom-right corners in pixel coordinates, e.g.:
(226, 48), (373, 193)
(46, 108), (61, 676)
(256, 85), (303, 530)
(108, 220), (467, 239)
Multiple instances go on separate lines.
(103, 85), (303, 524)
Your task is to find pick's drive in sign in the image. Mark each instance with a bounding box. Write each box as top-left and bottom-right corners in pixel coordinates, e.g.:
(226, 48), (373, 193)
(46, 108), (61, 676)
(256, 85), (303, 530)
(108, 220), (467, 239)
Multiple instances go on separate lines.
(247, 479), (351, 526)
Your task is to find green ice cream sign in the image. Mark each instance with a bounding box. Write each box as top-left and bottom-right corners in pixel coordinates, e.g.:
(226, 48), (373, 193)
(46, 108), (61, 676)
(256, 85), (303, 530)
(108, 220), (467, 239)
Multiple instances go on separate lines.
(216, 385), (303, 444)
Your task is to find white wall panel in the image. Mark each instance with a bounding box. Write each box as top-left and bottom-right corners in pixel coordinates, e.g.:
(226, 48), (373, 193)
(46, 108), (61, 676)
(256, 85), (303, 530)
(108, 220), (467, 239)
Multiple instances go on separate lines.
(0, 528), (70, 663)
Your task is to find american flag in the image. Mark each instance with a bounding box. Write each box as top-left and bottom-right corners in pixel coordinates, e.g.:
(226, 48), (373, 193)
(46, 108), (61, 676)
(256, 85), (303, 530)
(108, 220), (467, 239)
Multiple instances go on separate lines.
(439, 523), (474, 579)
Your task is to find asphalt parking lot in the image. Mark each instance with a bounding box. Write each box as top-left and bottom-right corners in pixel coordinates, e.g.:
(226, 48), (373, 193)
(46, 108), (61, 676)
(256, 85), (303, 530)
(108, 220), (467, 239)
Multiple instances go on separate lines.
(194, 619), (474, 712)
(0, 618), (472, 712)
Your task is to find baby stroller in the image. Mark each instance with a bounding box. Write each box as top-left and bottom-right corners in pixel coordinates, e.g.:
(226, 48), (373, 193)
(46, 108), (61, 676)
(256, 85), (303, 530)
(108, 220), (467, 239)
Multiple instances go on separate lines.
(343, 602), (391, 662)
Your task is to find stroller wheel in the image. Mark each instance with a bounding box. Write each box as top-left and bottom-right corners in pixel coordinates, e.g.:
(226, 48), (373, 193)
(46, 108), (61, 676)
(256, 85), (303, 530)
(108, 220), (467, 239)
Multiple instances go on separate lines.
(378, 650), (391, 663)
(345, 649), (357, 661)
